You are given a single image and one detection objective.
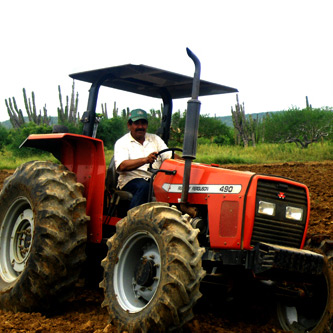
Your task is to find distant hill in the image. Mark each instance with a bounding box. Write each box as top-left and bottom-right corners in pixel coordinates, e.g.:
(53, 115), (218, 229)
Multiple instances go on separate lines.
(0, 119), (11, 129)
(217, 111), (272, 127)
(0, 117), (58, 129)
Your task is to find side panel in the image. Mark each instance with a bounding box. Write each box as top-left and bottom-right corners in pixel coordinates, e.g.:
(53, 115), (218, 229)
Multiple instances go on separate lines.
(153, 160), (254, 249)
(21, 133), (106, 243)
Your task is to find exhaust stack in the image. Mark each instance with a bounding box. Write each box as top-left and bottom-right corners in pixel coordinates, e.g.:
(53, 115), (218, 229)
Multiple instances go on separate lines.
(181, 48), (201, 203)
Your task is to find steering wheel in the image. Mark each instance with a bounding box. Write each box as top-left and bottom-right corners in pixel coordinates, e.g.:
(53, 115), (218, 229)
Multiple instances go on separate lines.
(149, 148), (183, 170)
(146, 148), (181, 202)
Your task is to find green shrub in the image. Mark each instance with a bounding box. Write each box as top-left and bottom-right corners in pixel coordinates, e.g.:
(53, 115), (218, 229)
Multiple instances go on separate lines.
(8, 123), (53, 157)
(96, 117), (127, 149)
(0, 125), (10, 153)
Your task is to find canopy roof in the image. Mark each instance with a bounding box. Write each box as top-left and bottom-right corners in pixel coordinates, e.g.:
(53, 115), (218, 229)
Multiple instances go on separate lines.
(69, 64), (238, 99)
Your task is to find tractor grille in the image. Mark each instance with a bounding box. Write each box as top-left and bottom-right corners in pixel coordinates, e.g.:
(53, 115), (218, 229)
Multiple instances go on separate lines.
(251, 179), (308, 248)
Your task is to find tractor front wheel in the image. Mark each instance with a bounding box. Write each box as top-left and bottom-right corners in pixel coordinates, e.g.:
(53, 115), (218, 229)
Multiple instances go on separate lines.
(100, 202), (205, 332)
(277, 239), (333, 332)
(0, 161), (88, 312)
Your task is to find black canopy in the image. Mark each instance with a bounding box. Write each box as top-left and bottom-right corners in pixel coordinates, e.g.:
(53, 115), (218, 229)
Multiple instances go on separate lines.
(69, 64), (238, 99)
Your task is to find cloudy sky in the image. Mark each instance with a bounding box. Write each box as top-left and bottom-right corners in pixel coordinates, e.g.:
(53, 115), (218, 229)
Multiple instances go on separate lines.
(1, 0), (332, 122)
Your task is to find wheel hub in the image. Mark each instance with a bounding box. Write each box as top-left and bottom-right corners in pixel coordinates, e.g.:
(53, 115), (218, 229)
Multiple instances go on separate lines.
(0, 197), (34, 283)
(134, 257), (156, 287)
(113, 232), (161, 313)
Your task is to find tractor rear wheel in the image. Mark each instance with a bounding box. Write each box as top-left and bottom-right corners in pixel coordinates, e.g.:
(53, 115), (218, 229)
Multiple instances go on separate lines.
(277, 239), (333, 332)
(0, 161), (88, 312)
(100, 202), (205, 332)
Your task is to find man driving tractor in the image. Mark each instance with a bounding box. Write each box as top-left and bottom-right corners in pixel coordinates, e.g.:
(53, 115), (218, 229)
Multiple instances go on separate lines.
(114, 109), (173, 208)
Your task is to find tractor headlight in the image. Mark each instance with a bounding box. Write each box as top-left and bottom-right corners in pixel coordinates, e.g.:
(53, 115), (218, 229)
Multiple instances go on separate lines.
(258, 201), (276, 216)
(286, 206), (303, 221)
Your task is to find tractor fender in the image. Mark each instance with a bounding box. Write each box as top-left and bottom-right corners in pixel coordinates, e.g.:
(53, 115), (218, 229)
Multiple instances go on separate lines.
(21, 133), (106, 243)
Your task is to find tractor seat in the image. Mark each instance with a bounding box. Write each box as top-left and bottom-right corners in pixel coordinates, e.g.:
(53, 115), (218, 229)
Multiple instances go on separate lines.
(105, 157), (133, 203)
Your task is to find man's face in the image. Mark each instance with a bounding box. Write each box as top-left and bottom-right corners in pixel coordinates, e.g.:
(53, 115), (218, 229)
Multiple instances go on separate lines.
(128, 119), (148, 142)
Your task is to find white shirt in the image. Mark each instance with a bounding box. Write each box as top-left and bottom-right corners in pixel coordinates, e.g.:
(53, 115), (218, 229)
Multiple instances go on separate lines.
(114, 132), (172, 189)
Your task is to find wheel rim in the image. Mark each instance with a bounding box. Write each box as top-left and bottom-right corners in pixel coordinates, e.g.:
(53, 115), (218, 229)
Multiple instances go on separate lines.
(114, 231), (161, 313)
(277, 273), (329, 331)
(0, 197), (34, 283)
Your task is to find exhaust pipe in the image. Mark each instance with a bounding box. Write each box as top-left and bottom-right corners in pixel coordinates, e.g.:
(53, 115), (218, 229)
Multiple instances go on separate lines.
(181, 48), (201, 203)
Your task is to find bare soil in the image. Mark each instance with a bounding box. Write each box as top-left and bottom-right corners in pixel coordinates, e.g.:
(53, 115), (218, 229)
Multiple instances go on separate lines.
(0, 161), (332, 332)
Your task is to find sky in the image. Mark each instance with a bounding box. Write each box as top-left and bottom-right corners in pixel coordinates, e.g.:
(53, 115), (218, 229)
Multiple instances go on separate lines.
(1, 0), (332, 123)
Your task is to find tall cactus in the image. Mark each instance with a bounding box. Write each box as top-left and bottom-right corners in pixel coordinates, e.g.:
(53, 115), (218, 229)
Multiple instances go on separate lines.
(22, 88), (50, 125)
(23, 88), (37, 123)
(112, 101), (118, 118)
(231, 95), (269, 146)
(305, 96), (312, 109)
(101, 102), (108, 119)
(69, 81), (78, 123)
(247, 114), (256, 147)
(57, 80), (79, 125)
(42, 104), (49, 125)
(231, 94), (249, 147)
(5, 88), (50, 128)
(121, 107), (130, 119)
(5, 97), (25, 129)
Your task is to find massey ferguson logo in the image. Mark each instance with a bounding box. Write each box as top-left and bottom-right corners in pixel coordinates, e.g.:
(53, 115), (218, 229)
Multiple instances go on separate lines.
(278, 192), (286, 199)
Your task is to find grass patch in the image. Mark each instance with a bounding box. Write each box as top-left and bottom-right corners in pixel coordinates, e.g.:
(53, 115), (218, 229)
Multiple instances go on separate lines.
(0, 141), (332, 170)
(0, 148), (56, 169)
(195, 141), (333, 164)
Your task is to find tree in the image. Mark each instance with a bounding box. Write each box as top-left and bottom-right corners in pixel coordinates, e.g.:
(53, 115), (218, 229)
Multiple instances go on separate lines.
(170, 110), (185, 145)
(169, 110), (232, 146)
(147, 108), (162, 134)
(96, 117), (127, 149)
(198, 115), (232, 142)
(264, 107), (333, 148)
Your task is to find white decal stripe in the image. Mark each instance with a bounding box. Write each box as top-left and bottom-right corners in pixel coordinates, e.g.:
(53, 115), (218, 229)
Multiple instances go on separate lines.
(162, 183), (242, 194)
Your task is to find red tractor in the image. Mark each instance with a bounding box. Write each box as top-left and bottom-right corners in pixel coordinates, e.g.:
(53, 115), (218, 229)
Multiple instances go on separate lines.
(0, 49), (331, 332)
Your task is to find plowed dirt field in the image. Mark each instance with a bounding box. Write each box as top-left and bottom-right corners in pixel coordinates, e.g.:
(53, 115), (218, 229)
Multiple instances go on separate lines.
(0, 161), (332, 332)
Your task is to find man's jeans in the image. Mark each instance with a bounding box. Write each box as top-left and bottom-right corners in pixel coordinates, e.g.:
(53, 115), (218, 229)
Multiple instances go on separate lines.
(122, 178), (150, 209)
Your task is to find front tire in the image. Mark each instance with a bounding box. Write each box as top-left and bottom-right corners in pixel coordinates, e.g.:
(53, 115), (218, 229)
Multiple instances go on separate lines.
(0, 161), (88, 312)
(277, 241), (333, 332)
(100, 202), (205, 332)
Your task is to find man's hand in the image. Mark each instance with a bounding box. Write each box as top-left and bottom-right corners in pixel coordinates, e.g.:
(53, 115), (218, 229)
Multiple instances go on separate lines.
(146, 152), (158, 164)
(117, 152), (158, 172)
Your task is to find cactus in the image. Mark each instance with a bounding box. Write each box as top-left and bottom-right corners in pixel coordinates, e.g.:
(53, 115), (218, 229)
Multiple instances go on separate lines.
(22, 88), (50, 126)
(305, 96), (312, 109)
(5, 97), (25, 129)
(23, 88), (38, 124)
(112, 101), (118, 118)
(121, 107), (130, 119)
(231, 94), (249, 147)
(231, 95), (269, 146)
(101, 102), (108, 119)
(57, 80), (79, 125)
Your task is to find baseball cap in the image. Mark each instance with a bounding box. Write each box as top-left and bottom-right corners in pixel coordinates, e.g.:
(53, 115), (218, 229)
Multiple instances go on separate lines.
(128, 109), (148, 122)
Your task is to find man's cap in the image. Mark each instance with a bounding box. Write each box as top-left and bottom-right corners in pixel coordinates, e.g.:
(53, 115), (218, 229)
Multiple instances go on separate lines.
(128, 109), (148, 122)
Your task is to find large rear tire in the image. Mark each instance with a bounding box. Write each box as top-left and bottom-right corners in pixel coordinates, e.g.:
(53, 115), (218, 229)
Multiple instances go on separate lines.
(277, 240), (333, 332)
(0, 161), (88, 312)
(100, 202), (205, 332)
